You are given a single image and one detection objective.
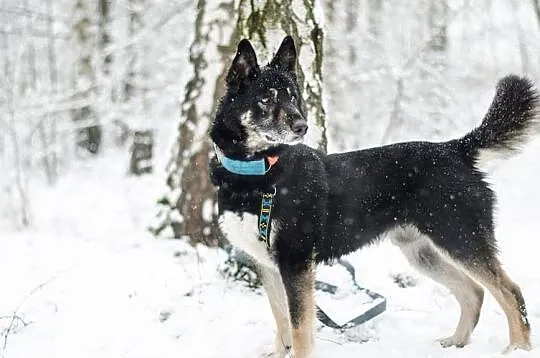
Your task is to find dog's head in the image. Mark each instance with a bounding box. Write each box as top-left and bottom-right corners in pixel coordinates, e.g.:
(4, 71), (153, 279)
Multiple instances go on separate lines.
(213, 36), (307, 156)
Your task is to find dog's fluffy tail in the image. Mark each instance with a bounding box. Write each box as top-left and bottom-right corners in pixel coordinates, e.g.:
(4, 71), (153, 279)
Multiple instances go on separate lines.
(459, 75), (539, 167)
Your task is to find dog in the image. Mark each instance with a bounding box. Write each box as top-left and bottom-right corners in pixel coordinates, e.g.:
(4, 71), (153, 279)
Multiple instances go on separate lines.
(209, 36), (538, 357)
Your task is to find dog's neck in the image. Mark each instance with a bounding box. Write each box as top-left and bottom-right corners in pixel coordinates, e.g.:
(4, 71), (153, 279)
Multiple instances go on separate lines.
(210, 123), (287, 180)
(213, 142), (279, 176)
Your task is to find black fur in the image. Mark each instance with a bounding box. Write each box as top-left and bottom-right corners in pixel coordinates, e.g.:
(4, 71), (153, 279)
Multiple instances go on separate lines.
(209, 37), (538, 352)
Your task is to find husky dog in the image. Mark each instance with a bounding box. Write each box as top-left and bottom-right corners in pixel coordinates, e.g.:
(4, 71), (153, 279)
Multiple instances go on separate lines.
(209, 36), (537, 357)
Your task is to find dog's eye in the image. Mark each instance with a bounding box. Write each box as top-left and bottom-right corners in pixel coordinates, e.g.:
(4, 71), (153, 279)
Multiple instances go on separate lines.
(260, 97), (270, 105)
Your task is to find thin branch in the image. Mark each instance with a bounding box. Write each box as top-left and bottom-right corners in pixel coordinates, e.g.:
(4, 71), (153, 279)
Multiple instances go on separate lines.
(0, 315), (29, 327)
(2, 272), (65, 353)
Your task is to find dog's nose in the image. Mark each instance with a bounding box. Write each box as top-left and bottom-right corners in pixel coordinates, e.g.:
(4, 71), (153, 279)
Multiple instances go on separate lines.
(292, 120), (308, 136)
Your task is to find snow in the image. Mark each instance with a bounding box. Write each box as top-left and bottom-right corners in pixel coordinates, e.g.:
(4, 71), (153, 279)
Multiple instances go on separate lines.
(1, 138), (539, 358)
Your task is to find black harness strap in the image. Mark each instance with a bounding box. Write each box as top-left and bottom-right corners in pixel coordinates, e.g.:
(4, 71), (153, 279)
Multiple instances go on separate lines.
(315, 259), (387, 329)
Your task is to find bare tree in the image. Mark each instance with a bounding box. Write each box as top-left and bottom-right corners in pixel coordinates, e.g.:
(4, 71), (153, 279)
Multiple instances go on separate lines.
(367, 0), (383, 39)
(44, 0), (59, 183)
(71, 0), (102, 154)
(152, 0), (327, 245)
(422, 0), (449, 136)
(19, 0), (58, 185)
(428, 0), (448, 52)
(532, 0), (540, 30)
(511, 0), (530, 73)
(124, 0), (147, 103)
(1, 19), (30, 227)
(98, 0), (113, 75)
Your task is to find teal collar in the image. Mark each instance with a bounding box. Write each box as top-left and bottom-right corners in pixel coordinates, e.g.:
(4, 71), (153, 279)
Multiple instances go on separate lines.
(213, 143), (279, 176)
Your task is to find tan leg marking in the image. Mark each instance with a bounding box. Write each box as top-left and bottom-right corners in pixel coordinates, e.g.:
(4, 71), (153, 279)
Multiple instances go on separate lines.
(466, 262), (531, 353)
(290, 265), (315, 358)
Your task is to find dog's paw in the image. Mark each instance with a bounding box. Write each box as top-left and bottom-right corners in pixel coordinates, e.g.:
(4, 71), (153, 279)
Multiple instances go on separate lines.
(261, 346), (291, 358)
(273, 338), (291, 358)
(502, 342), (532, 354)
(436, 335), (468, 348)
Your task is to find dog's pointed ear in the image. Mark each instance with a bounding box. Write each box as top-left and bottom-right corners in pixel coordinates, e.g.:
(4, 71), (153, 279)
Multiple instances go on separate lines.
(226, 39), (259, 85)
(270, 36), (297, 73)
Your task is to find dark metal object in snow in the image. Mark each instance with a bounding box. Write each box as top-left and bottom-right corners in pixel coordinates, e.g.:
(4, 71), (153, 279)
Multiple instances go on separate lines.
(222, 247), (386, 328)
(315, 259), (387, 329)
(130, 130), (154, 175)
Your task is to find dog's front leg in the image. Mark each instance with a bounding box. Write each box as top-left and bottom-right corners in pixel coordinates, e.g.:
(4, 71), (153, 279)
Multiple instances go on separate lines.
(259, 266), (292, 357)
(280, 261), (315, 358)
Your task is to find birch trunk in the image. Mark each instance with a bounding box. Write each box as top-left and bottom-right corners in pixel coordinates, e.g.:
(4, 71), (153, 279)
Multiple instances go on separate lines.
(125, 0), (141, 101)
(72, 0), (102, 154)
(45, 0), (59, 183)
(98, 0), (112, 75)
(1, 22), (30, 227)
(152, 0), (327, 246)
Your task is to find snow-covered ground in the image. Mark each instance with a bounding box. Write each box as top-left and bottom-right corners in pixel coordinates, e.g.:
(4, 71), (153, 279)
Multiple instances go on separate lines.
(1, 138), (540, 358)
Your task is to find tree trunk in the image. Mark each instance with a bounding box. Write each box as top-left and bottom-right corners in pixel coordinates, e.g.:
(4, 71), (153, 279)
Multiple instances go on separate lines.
(45, 0), (59, 183)
(346, 0), (359, 64)
(423, 0), (448, 137)
(22, 0), (57, 185)
(72, 0), (102, 155)
(152, 0), (327, 246)
(1, 20), (30, 227)
(511, 0), (530, 73)
(427, 0), (448, 53)
(124, 0), (146, 103)
(532, 0), (540, 31)
(367, 0), (383, 38)
(98, 0), (112, 75)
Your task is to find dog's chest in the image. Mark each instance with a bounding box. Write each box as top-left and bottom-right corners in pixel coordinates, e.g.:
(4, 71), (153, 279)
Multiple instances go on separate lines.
(219, 210), (277, 268)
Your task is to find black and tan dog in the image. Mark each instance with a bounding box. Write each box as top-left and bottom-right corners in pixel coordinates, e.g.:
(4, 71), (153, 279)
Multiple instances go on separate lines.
(209, 36), (537, 357)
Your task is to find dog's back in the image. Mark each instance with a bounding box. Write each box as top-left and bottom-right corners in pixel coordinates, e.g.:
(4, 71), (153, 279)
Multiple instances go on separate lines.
(319, 140), (489, 260)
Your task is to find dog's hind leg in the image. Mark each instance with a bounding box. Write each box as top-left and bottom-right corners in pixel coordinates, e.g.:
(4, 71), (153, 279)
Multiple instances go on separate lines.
(259, 266), (292, 357)
(461, 254), (531, 353)
(391, 227), (484, 348)
(280, 261), (315, 358)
